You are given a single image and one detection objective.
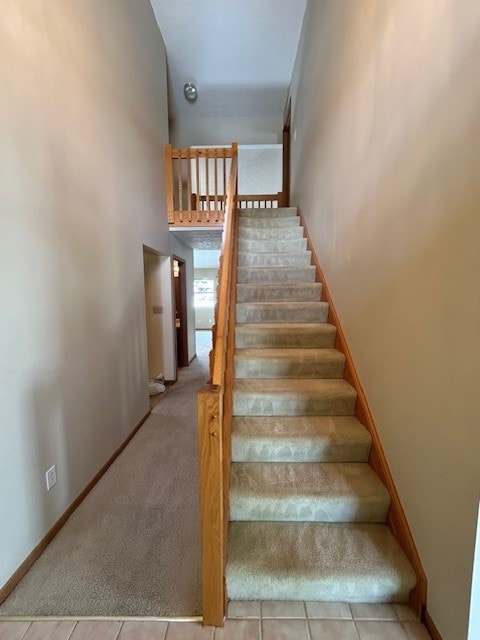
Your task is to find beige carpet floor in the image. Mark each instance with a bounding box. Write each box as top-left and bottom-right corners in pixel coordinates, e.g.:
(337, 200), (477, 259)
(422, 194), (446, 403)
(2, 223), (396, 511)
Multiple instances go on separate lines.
(0, 331), (212, 617)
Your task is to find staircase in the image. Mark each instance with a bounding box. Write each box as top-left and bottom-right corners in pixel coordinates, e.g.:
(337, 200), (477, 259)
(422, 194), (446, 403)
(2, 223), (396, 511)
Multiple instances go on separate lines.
(226, 207), (417, 603)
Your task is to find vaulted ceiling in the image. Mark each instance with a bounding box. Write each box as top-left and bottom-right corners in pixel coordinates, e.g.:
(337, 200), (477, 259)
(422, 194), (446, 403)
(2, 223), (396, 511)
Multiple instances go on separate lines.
(150, 0), (307, 120)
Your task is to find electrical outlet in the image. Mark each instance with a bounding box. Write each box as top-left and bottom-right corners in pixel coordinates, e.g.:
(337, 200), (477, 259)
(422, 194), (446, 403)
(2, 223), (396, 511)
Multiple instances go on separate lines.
(45, 464), (57, 491)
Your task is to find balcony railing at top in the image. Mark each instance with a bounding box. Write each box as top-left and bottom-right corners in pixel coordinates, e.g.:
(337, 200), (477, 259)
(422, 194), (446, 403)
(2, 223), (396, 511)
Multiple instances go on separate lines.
(165, 143), (284, 226)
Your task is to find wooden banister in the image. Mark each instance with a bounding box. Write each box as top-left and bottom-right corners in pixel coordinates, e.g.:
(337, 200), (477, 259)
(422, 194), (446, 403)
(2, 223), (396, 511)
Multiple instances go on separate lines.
(197, 143), (238, 627)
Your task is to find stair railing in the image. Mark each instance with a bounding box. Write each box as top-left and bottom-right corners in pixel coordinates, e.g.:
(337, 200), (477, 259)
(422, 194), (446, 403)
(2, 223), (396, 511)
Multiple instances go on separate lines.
(197, 146), (238, 626)
(165, 143), (237, 225)
(195, 192), (284, 210)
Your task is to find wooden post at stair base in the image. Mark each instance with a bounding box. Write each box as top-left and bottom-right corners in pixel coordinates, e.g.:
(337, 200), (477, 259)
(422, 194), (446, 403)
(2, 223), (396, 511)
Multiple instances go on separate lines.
(197, 384), (225, 627)
(165, 144), (175, 223)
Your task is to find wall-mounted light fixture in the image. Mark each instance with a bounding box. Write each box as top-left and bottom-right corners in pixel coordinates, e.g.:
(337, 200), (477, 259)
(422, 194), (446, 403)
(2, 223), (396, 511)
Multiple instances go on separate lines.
(183, 82), (198, 102)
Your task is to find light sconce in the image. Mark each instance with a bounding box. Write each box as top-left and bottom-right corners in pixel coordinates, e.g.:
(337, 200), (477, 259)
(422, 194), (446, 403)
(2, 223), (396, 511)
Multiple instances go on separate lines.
(183, 82), (198, 102)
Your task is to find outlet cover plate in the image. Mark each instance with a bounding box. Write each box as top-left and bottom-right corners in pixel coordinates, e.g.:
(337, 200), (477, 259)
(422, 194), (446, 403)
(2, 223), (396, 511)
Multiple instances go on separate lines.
(45, 464), (57, 491)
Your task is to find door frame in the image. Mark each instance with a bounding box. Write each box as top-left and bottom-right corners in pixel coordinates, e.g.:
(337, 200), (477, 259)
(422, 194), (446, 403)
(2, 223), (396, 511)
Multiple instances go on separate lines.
(173, 255), (189, 369)
(282, 97), (292, 207)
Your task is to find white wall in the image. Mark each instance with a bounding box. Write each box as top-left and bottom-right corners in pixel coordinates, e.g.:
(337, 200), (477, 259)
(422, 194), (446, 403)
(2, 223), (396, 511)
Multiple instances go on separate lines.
(170, 235), (196, 363)
(0, 0), (170, 590)
(170, 115), (281, 147)
(238, 145), (282, 195)
(289, 2), (480, 639)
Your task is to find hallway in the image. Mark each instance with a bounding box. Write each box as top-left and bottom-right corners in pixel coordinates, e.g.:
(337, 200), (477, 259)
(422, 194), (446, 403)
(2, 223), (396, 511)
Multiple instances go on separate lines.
(0, 332), (212, 617)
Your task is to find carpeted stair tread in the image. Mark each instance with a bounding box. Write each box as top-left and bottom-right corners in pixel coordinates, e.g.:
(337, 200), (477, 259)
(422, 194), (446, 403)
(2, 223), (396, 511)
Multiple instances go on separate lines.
(231, 416), (372, 462)
(230, 462), (390, 522)
(237, 283), (322, 303)
(226, 521), (417, 602)
(239, 226), (304, 241)
(239, 216), (300, 228)
(235, 323), (336, 349)
(239, 237), (308, 253)
(234, 348), (345, 379)
(237, 266), (317, 284)
(236, 301), (329, 324)
(239, 207), (298, 218)
(238, 251), (312, 267)
(233, 378), (357, 416)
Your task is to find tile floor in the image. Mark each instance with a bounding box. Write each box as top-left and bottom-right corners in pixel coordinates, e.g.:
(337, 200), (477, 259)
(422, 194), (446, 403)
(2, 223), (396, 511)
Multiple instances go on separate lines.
(0, 602), (433, 640)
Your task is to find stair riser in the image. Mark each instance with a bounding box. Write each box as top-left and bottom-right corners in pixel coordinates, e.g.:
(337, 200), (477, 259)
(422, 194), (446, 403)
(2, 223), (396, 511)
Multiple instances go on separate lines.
(239, 208), (297, 218)
(234, 357), (345, 379)
(236, 284), (322, 303)
(238, 238), (307, 253)
(232, 440), (371, 463)
(226, 578), (412, 603)
(237, 267), (316, 284)
(236, 304), (329, 324)
(230, 497), (389, 523)
(233, 393), (356, 417)
(239, 227), (304, 241)
(237, 252), (312, 267)
(235, 328), (336, 349)
(239, 217), (300, 229)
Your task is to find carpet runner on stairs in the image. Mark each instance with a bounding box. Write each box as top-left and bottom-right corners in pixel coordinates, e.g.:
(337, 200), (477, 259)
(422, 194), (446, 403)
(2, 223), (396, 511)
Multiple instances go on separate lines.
(226, 206), (416, 603)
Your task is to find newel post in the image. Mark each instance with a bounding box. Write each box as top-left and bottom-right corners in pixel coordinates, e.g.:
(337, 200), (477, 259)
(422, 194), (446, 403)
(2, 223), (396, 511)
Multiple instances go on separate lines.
(197, 384), (225, 626)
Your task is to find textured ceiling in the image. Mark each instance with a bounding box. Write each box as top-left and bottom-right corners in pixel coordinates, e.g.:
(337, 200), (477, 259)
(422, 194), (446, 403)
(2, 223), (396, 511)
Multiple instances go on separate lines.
(150, 0), (307, 119)
(170, 228), (223, 249)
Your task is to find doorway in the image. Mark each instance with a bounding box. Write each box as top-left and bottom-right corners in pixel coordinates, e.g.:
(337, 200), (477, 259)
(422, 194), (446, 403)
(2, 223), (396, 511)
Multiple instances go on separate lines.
(173, 256), (189, 368)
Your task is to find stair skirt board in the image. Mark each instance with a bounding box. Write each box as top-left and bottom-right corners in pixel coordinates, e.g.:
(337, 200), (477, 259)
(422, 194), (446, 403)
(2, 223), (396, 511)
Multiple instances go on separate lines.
(225, 207), (417, 606)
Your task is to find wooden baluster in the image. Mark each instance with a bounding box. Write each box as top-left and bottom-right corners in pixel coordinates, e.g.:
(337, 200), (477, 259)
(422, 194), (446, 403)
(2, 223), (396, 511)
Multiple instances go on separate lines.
(187, 149), (192, 223)
(205, 152), (210, 223)
(177, 155), (183, 222)
(165, 145), (174, 223)
(214, 149), (219, 222)
(223, 152), (226, 211)
(196, 150), (201, 222)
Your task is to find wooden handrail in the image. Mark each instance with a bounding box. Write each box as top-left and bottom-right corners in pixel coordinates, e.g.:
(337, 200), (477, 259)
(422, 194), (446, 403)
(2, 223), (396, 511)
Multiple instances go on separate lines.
(211, 147), (237, 385)
(197, 143), (238, 627)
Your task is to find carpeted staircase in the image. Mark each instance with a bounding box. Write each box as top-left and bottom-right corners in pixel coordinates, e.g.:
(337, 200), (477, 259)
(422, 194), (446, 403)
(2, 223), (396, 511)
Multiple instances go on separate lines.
(226, 207), (417, 603)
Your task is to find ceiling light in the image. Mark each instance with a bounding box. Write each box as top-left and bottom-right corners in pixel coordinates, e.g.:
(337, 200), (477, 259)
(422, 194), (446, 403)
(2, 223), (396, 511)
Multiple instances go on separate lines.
(183, 82), (197, 101)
